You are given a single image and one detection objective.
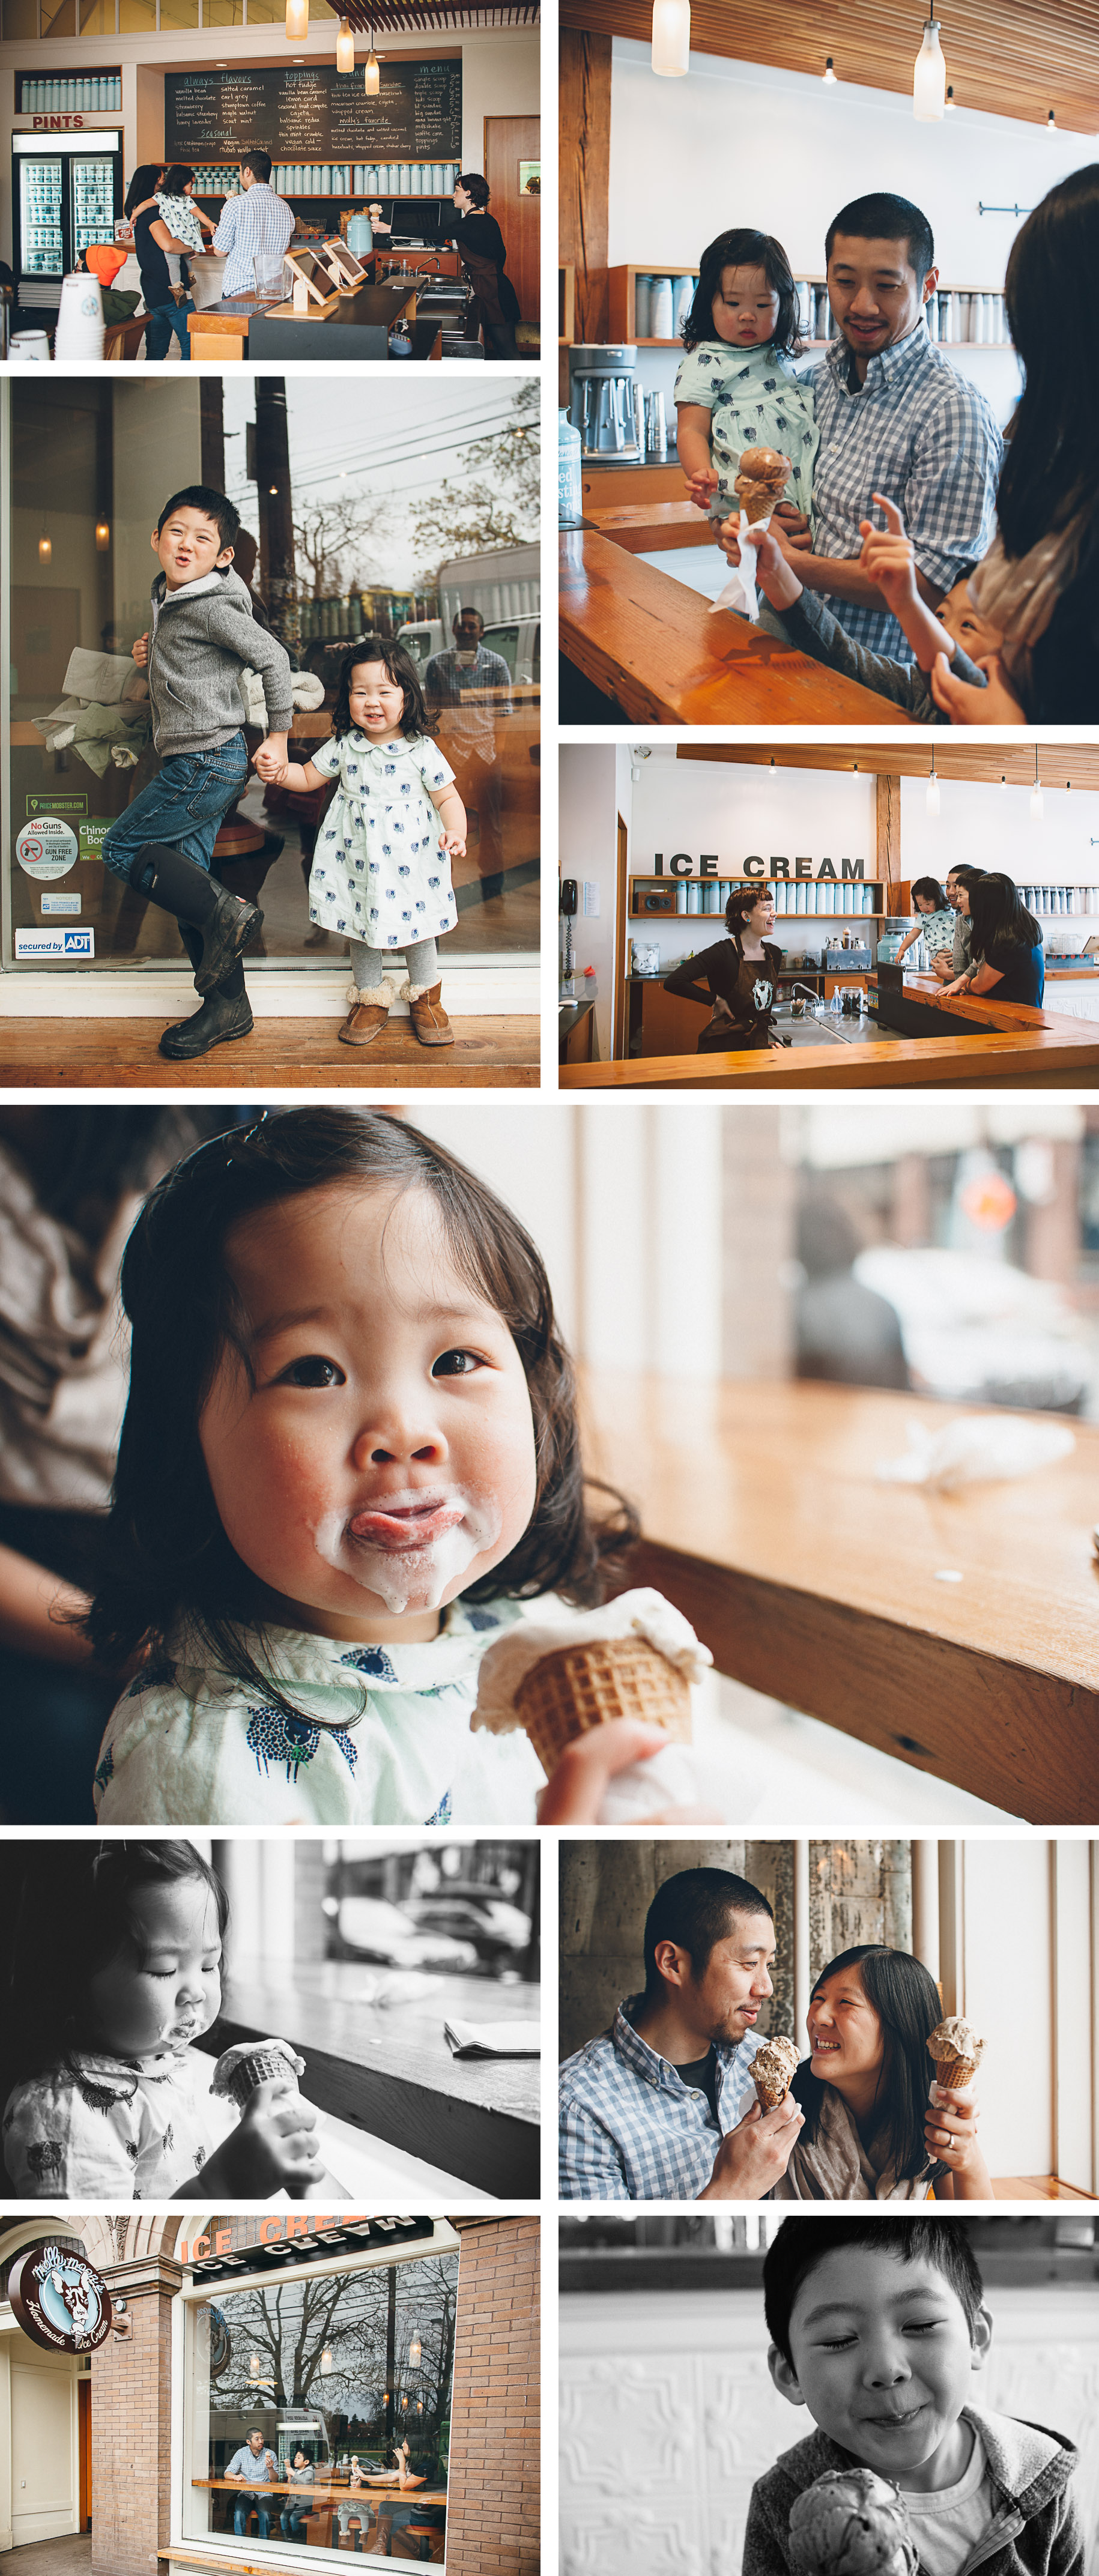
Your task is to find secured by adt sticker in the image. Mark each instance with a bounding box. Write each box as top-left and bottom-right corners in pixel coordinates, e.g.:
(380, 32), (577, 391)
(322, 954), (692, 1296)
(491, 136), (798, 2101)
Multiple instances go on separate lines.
(14, 927), (94, 959)
(41, 892), (82, 916)
(16, 817), (79, 881)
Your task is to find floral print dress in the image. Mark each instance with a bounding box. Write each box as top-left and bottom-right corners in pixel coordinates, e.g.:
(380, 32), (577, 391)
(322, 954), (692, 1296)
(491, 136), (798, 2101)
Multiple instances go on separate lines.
(306, 728), (459, 949)
(674, 339), (819, 525)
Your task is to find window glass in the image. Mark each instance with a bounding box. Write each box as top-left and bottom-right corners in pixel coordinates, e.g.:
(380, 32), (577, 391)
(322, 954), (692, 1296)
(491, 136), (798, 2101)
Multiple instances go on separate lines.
(184, 2253), (457, 2562)
(5, 379), (539, 971)
(2, 0), (39, 35)
(117, 0), (154, 28)
(77, 0), (117, 26)
(205, 0), (244, 22)
(159, 0), (199, 23)
(40, 0), (75, 29)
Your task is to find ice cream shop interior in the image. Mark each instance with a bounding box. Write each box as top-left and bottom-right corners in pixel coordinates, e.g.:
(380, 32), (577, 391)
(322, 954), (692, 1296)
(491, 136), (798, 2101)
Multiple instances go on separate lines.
(559, 742), (1099, 1089)
(0, 0), (539, 357)
(558, 0), (1098, 724)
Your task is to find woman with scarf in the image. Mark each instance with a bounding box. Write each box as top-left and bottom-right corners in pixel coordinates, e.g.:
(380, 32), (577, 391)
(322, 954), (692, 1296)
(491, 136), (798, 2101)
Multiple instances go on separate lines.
(769, 1945), (995, 2201)
(931, 163), (1099, 724)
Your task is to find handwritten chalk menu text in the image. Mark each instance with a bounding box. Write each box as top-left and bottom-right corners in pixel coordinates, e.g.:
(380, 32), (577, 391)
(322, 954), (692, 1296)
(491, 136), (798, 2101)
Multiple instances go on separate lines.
(165, 62), (462, 163)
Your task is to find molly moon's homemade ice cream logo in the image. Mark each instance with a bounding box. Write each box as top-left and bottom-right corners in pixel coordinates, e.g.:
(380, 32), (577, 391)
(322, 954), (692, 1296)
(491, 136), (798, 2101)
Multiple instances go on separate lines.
(8, 2242), (113, 2353)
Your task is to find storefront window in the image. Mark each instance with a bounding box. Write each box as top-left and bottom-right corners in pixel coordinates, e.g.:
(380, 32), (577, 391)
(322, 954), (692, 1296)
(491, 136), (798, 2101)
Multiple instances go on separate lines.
(3, 379), (539, 975)
(205, 0), (244, 22)
(159, 0), (199, 22)
(1, 0), (39, 35)
(40, 0), (76, 29)
(184, 2251), (457, 2562)
(77, 0), (118, 26)
(117, 0), (154, 28)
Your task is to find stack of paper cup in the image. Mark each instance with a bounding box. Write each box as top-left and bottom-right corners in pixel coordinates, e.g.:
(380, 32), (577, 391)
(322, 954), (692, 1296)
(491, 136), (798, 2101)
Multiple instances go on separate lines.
(54, 271), (104, 360)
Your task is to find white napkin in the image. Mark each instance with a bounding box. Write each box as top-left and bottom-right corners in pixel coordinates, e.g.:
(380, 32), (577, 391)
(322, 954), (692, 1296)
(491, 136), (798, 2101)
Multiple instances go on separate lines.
(875, 1414), (1074, 1491)
(709, 506), (769, 623)
(443, 2019), (540, 2058)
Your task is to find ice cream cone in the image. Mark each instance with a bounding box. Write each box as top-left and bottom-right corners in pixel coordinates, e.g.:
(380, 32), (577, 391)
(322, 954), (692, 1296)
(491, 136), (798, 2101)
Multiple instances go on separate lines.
(789, 2470), (917, 2576)
(512, 1634), (692, 1777)
(211, 2039), (303, 2110)
(927, 2015), (984, 2093)
(751, 2035), (800, 2109)
(741, 492), (776, 525)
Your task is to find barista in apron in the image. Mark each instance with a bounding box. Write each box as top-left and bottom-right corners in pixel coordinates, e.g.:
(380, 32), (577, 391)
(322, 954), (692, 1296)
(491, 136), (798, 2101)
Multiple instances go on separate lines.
(662, 881), (781, 1052)
(452, 172), (521, 360)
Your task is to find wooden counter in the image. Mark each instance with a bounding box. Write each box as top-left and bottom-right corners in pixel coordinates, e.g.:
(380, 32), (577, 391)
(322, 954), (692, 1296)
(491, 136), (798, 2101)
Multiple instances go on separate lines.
(559, 527), (915, 724)
(200, 1956), (540, 2199)
(578, 1369), (1099, 1822)
(561, 975), (1099, 1089)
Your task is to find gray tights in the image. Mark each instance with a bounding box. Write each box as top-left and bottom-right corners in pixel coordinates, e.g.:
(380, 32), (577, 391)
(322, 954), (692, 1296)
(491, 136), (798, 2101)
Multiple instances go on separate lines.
(351, 937), (438, 991)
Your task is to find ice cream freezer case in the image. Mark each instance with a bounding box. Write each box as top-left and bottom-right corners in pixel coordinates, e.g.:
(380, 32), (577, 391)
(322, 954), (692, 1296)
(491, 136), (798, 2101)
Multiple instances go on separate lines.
(13, 130), (123, 309)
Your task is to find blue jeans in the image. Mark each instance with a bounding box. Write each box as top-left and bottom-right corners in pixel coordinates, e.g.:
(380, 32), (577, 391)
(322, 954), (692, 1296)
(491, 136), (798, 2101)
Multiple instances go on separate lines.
(145, 294), (195, 358)
(280, 2506), (309, 2539)
(234, 2497), (271, 2538)
(101, 737), (249, 889)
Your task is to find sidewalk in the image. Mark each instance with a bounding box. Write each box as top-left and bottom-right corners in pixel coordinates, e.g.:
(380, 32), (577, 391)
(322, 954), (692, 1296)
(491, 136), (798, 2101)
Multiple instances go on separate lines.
(1, 2541), (92, 2569)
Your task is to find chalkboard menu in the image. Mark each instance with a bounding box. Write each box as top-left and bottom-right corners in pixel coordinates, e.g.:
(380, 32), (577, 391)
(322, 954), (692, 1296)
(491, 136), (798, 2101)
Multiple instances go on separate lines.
(165, 61), (462, 163)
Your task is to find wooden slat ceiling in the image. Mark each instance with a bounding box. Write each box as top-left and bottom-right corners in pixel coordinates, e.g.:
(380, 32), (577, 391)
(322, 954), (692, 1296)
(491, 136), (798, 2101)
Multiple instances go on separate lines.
(342, 2), (536, 26)
(558, 0), (1099, 135)
(677, 744), (1099, 788)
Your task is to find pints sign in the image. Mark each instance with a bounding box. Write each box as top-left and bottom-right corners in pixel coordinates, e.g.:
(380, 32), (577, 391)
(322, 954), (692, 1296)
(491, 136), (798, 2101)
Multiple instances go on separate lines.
(8, 2243), (113, 2354)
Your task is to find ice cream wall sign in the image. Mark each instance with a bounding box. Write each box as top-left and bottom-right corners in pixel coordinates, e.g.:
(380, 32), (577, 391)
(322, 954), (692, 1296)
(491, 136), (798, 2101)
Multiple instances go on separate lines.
(8, 2242), (113, 2354)
(650, 851), (868, 881)
(179, 2214), (436, 2265)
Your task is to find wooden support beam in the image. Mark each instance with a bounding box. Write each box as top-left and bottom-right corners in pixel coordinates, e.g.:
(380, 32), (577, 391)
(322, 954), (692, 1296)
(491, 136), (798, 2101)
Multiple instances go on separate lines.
(876, 771), (901, 912)
(559, 29), (612, 345)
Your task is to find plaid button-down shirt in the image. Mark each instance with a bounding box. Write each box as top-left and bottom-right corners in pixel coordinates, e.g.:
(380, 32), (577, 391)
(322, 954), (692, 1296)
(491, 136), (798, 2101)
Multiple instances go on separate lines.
(213, 181), (294, 298)
(807, 321), (1003, 659)
(559, 1997), (765, 2200)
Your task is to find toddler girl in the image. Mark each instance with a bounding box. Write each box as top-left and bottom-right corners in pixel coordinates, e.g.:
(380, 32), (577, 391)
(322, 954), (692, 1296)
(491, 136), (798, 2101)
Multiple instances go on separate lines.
(2, 1840), (321, 2198)
(257, 641), (465, 1051)
(154, 164), (217, 255)
(675, 226), (819, 531)
(85, 1108), (691, 1830)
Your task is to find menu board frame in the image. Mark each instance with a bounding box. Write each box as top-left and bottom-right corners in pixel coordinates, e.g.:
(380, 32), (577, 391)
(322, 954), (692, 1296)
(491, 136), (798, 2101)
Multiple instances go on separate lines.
(165, 56), (462, 165)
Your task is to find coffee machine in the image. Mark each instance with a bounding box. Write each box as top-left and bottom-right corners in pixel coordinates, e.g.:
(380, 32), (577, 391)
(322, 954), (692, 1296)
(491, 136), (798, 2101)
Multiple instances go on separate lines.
(568, 344), (643, 462)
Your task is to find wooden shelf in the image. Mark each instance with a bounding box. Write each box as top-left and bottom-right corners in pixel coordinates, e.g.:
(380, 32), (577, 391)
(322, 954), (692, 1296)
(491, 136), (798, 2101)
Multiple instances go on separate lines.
(629, 872), (883, 920)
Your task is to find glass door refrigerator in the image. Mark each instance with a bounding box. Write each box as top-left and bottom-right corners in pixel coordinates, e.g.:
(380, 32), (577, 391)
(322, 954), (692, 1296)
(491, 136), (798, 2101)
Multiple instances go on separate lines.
(13, 134), (123, 324)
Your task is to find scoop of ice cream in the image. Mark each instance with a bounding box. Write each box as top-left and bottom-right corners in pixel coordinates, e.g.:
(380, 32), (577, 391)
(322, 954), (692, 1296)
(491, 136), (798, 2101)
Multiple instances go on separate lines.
(735, 445), (791, 492)
(470, 1588), (712, 1737)
(210, 2039), (303, 2101)
(751, 2034), (801, 2108)
(927, 2016), (985, 2071)
(789, 2470), (916, 2576)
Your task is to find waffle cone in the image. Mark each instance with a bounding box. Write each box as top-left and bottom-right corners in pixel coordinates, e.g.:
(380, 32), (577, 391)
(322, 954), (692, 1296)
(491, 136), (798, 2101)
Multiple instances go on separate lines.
(740, 490), (777, 525)
(514, 1636), (692, 1774)
(754, 2067), (790, 2109)
(929, 2047), (978, 2092)
(220, 2047), (299, 2107)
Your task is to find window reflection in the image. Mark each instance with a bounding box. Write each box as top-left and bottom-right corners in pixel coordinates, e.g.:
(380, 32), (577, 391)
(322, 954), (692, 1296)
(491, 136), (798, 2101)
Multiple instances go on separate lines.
(187, 2254), (456, 2560)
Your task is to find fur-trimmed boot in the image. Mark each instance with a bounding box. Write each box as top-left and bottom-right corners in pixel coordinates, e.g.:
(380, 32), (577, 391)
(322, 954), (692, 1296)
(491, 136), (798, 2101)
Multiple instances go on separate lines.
(338, 979), (397, 1047)
(404, 978), (455, 1047)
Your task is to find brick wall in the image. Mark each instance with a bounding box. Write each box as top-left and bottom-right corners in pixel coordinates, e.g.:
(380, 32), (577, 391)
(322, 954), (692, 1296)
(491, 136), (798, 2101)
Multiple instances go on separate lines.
(89, 2257), (178, 2576)
(448, 2219), (540, 2576)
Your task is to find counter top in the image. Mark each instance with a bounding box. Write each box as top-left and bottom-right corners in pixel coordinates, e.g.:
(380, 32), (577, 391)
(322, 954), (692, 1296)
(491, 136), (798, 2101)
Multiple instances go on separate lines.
(561, 975), (1099, 1087)
(578, 1368), (1099, 1821)
(559, 528), (915, 724)
(187, 276), (417, 360)
(201, 1956), (540, 2199)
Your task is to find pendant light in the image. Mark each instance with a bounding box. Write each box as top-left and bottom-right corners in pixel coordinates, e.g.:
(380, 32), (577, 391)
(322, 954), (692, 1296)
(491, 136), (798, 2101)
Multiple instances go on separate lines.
(336, 14), (354, 70)
(823, 55), (837, 82)
(651, 0), (690, 77)
(945, 85), (956, 109)
(1047, 108), (1057, 132)
(1030, 748), (1043, 821)
(285, 0), (308, 37)
(767, 754), (777, 781)
(95, 518), (110, 550)
(927, 756), (940, 818)
(913, 3), (946, 120)
(38, 522), (51, 563)
(364, 9), (380, 94)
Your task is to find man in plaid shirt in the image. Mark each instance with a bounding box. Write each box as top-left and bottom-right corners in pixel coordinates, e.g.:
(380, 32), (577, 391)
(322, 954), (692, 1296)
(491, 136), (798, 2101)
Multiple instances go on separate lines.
(721, 191), (1002, 663)
(559, 1868), (804, 2200)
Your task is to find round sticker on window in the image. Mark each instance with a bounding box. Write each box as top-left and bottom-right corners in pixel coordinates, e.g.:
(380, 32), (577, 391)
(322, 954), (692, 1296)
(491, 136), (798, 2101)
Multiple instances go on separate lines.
(16, 817), (79, 881)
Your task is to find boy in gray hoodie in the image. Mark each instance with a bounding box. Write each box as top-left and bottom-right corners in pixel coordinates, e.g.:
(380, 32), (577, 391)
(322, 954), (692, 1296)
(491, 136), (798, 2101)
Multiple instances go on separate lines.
(745, 2216), (1082, 2576)
(101, 483), (293, 1059)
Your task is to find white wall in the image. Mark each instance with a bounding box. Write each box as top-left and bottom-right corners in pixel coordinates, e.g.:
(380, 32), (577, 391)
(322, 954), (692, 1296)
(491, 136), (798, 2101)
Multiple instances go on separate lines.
(901, 777), (1099, 939)
(608, 42), (1093, 430)
(623, 753), (877, 975)
(559, 741), (624, 1059)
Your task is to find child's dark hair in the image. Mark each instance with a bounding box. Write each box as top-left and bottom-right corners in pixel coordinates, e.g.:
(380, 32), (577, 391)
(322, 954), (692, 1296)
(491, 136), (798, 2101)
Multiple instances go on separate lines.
(788, 1944), (948, 2189)
(643, 1869), (772, 1999)
(680, 228), (801, 355)
(912, 876), (947, 911)
(1, 1840), (228, 2090)
(85, 1108), (638, 1721)
(763, 2215), (986, 2369)
(161, 165), (196, 196)
(158, 485), (240, 554)
(332, 638), (431, 742)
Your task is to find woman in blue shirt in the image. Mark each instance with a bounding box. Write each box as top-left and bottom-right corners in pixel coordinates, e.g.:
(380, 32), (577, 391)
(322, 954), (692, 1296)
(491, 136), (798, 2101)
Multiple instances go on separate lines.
(942, 872), (1044, 1006)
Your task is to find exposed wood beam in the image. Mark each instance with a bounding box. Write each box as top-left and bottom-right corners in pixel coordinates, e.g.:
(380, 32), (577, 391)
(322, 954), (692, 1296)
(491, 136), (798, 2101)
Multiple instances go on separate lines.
(560, 28), (612, 343)
(676, 744), (1099, 789)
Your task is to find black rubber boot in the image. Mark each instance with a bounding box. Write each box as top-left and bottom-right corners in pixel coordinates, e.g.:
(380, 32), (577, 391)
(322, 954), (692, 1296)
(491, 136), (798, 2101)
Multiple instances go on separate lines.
(131, 841), (262, 995)
(159, 985), (255, 1060)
